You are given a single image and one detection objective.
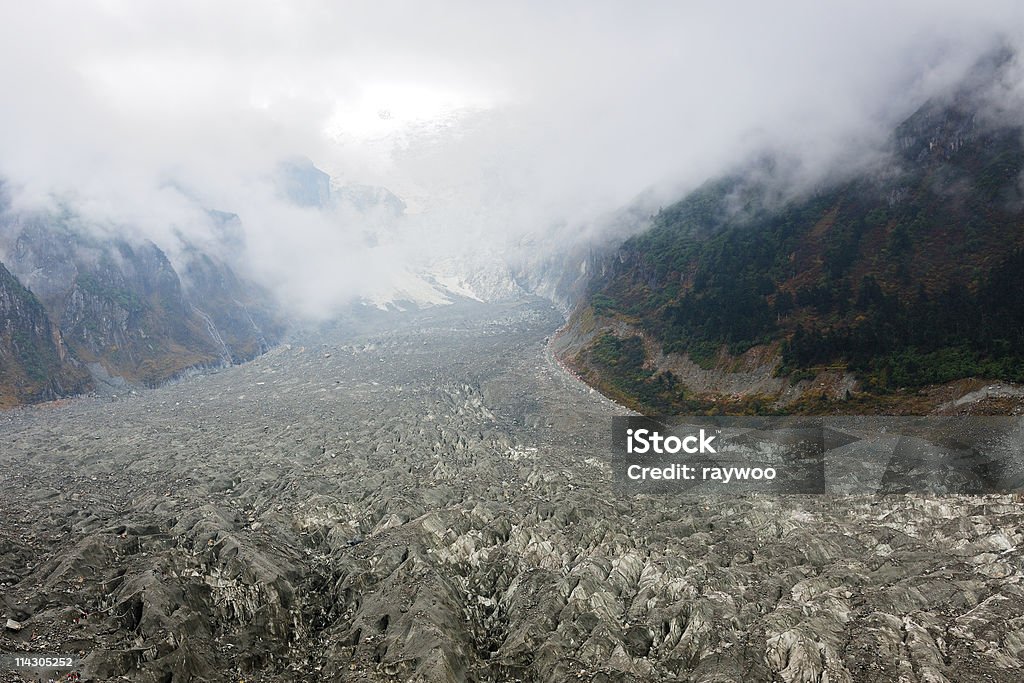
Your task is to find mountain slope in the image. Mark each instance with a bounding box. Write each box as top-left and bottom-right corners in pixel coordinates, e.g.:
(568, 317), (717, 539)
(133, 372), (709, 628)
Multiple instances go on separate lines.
(0, 261), (90, 407)
(178, 246), (284, 363)
(561, 60), (1024, 415)
(0, 208), (286, 399)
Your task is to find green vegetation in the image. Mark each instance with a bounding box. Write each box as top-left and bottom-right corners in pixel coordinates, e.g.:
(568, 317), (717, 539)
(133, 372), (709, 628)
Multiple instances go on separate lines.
(583, 106), (1024, 395)
(0, 263), (91, 403)
(75, 270), (146, 315)
(587, 332), (692, 412)
(11, 328), (52, 383)
(783, 251), (1024, 390)
(591, 293), (617, 315)
(580, 331), (781, 415)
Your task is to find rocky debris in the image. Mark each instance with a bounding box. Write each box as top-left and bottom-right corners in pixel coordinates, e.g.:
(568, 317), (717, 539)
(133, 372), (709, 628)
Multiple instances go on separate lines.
(0, 299), (1021, 681)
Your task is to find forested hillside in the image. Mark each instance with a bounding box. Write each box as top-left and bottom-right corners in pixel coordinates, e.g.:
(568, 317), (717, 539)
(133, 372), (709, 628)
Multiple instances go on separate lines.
(564, 57), (1024, 414)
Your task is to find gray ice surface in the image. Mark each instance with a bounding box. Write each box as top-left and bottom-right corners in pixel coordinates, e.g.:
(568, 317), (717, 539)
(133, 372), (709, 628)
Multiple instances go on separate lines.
(1, 299), (1022, 682)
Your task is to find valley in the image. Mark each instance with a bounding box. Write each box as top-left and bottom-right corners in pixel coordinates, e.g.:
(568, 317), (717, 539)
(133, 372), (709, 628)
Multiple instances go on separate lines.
(1, 300), (1022, 682)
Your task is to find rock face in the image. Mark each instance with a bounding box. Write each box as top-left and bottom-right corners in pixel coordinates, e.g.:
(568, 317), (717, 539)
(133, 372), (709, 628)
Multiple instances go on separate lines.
(334, 184), (407, 218)
(0, 261), (90, 407)
(0, 300), (1021, 682)
(58, 238), (223, 384)
(511, 198), (658, 314)
(276, 157), (333, 208)
(0, 209), (284, 399)
(177, 246), (284, 365)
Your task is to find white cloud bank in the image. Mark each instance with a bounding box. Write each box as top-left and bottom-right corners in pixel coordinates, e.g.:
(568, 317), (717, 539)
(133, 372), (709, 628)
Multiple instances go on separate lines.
(1, 1), (1023, 316)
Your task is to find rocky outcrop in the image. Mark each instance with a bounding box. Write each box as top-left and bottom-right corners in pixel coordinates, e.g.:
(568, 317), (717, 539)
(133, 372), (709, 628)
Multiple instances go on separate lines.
(178, 247), (284, 365)
(334, 183), (406, 217)
(0, 208), (285, 400)
(0, 261), (90, 406)
(275, 157), (332, 208)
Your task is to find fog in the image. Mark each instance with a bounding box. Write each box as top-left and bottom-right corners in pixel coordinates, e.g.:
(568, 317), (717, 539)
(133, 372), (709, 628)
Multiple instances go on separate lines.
(1, 1), (1023, 316)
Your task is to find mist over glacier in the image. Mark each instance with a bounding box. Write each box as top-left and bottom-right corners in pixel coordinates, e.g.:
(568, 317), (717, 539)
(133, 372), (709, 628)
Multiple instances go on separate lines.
(3, 1), (1024, 317)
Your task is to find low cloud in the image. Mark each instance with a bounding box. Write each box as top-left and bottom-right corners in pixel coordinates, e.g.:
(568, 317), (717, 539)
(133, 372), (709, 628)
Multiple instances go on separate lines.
(1, 1), (1023, 316)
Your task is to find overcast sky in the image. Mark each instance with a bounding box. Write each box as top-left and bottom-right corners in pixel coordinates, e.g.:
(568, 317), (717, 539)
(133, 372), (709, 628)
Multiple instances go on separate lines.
(1, 1), (1023, 313)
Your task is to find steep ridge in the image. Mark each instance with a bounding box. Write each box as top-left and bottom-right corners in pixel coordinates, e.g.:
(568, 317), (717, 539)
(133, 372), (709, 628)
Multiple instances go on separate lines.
(0, 208), (285, 403)
(0, 261), (90, 407)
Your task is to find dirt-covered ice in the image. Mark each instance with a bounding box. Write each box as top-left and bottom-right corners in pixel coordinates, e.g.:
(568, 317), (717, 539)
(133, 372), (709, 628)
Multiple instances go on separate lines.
(1, 299), (1022, 682)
